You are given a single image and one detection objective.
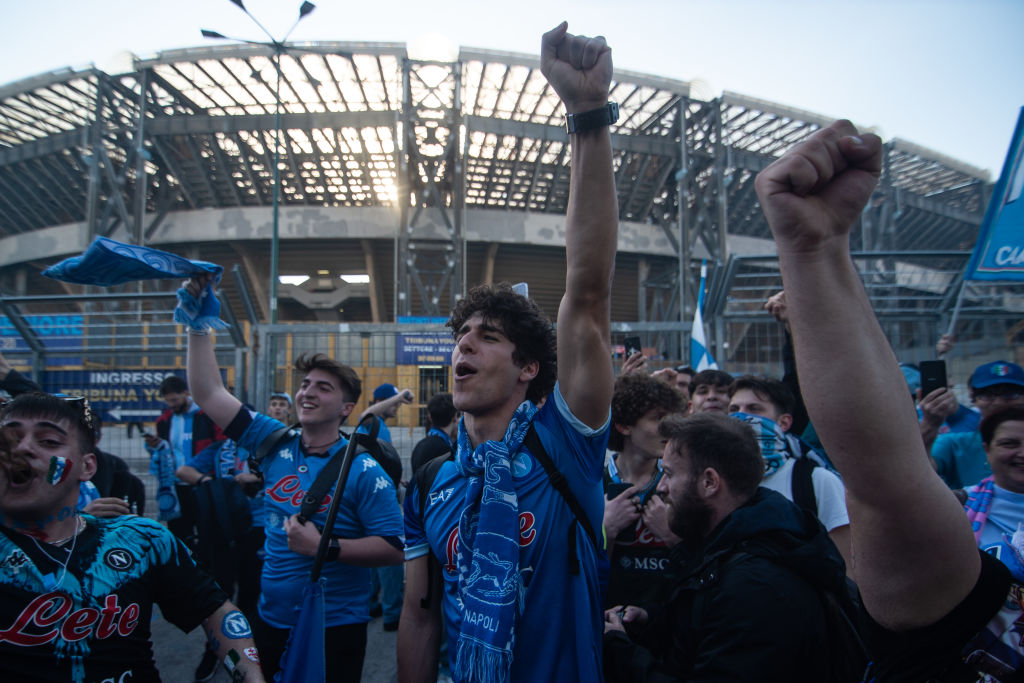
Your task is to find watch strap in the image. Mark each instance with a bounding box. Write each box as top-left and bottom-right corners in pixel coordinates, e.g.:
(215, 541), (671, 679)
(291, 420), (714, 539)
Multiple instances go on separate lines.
(564, 102), (619, 135)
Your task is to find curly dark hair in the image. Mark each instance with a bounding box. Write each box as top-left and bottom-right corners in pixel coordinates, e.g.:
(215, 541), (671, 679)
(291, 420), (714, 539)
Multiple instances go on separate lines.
(293, 353), (362, 403)
(447, 283), (557, 404)
(609, 373), (685, 451)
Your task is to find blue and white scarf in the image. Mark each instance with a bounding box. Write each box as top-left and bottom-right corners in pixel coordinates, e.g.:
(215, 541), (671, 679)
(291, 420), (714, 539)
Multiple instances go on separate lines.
(730, 412), (829, 477)
(42, 236), (228, 331)
(153, 440), (182, 521)
(453, 401), (537, 683)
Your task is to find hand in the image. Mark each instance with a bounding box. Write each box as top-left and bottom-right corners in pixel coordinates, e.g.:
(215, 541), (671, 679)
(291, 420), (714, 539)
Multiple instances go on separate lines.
(603, 484), (641, 539)
(918, 386), (957, 426)
(936, 334), (955, 356)
(603, 604), (648, 634)
(234, 471), (261, 486)
(764, 291), (789, 324)
(651, 367), (676, 384)
(82, 497), (131, 518)
(183, 273), (216, 299)
(540, 22), (613, 114)
(622, 351), (647, 375)
(143, 433), (162, 449)
(400, 389), (415, 403)
(283, 514), (321, 557)
(641, 495), (681, 546)
(755, 120), (882, 255)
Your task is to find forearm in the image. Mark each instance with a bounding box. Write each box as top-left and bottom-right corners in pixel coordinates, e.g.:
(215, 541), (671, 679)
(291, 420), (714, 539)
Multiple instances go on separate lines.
(397, 603), (442, 683)
(335, 535), (404, 567)
(920, 418), (941, 454)
(186, 332), (241, 428)
(175, 465), (206, 485)
(202, 602), (265, 682)
(397, 556), (442, 683)
(779, 247), (927, 490)
(557, 126), (618, 427)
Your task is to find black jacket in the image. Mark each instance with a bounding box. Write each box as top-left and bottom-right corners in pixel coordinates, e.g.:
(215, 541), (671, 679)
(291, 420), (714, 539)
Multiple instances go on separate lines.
(604, 487), (849, 683)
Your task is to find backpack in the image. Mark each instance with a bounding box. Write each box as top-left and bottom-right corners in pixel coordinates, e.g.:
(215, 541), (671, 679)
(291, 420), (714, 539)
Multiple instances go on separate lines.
(412, 422), (602, 608)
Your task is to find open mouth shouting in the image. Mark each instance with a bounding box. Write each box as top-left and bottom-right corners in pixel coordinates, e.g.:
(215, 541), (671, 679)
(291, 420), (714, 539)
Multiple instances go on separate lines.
(454, 361), (477, 382)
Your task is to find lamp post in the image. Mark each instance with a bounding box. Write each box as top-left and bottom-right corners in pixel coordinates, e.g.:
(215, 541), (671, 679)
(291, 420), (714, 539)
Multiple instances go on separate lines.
(201, 0), (316, 325)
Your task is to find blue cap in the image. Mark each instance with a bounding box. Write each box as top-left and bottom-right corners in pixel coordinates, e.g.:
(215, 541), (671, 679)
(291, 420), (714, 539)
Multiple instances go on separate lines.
(373, 383), (399, 401)
(270, 391), (292, 405)
(970, 361), (1024, 390)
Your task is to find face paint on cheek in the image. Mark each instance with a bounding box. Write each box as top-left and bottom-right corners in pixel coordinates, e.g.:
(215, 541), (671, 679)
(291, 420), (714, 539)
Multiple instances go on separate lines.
(47, 456), (71, 486)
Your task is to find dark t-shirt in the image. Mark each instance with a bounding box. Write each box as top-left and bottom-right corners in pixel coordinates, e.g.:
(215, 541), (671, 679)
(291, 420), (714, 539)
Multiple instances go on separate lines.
(0, 515), (227, 682)
(866, 550), (1023, 681)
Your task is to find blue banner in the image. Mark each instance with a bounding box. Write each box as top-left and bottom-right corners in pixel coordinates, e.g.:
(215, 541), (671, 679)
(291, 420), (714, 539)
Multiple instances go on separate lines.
(0, 314), (83, 353)
(40, 368), (223, 424)
(965, 107), (1024, 281)
(396, 333), (452, 365)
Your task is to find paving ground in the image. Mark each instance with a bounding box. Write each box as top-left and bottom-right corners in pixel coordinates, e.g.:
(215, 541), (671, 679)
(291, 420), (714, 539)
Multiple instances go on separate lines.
(152, 608), (399, 682)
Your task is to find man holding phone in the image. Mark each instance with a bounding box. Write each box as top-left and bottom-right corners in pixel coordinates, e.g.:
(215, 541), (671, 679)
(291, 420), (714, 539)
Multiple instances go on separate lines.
(603, 372), (686, 608)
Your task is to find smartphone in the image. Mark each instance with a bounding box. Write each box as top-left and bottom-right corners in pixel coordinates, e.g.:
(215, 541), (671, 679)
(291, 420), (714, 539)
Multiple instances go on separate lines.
(606, 482), (633, 500)
(624, 336), (642, 359)
(920, 360), (948, 396)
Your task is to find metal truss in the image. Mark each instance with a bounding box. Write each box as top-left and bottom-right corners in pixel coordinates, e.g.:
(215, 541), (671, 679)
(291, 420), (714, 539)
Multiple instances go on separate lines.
(0, 42), (997, 329)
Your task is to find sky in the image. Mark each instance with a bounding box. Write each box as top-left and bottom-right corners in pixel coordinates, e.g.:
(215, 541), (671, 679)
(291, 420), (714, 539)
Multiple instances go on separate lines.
(4, 0), (1023, 177)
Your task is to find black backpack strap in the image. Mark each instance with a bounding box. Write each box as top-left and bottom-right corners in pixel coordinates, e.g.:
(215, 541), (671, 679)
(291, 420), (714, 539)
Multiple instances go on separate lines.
(791, 456), (818, 517)
(248, 424), (299, 474)
(413, 452), (455, 609)
(523, 423), (600, 575)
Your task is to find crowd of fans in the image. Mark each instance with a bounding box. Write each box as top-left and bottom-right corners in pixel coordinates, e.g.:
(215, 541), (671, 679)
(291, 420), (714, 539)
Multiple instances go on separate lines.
(1, 21), (1023, 683)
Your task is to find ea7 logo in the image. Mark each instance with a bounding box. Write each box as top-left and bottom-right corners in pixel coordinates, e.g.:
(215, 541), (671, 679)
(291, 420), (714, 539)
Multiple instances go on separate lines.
(429, 487), (455, 505)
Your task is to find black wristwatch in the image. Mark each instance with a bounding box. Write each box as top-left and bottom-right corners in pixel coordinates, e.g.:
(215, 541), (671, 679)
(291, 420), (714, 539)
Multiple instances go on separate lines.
(564, 102), (619, 135)
(326, 538), (341, 562)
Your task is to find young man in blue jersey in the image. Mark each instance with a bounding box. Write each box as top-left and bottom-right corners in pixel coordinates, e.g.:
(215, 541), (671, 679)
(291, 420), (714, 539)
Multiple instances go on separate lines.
(397, 21), (618, 683)
(183, 329), (405, 682)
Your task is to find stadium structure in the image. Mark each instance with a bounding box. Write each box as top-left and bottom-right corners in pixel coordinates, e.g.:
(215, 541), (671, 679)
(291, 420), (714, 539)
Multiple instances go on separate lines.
(0, 40), (1020, 424)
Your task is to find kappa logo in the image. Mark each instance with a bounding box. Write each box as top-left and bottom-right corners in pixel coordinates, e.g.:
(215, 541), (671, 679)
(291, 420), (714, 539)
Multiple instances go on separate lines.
(104, 548), (135, 571)
(372, 476), (391, 493)
(0, 550), (29, 571)
(362, 458), (380, 472)
(278, 448), (293, 461)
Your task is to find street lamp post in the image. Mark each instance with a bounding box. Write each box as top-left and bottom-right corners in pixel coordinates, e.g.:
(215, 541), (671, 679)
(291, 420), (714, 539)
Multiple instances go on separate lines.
(202, 0), (316, 326)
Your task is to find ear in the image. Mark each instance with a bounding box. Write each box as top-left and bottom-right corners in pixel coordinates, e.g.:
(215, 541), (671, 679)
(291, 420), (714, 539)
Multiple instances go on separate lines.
(340, 402), (356, 419)
(518, 359), (540, 385)
(777, 412), (793, 432)
(613, 422), (632, 438)
(699, 467), (722, 499)
(77, 452), (98, 482)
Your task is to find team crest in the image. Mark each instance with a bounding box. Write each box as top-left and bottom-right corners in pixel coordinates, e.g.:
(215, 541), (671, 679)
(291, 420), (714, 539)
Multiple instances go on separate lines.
(511, 452), (533, 478)
(104, 548), (135, 571)
(222, 610), (253, 639)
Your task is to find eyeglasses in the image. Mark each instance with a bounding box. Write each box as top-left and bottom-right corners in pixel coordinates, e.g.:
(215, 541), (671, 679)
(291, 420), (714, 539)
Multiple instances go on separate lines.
(974, 391), (1024, 404)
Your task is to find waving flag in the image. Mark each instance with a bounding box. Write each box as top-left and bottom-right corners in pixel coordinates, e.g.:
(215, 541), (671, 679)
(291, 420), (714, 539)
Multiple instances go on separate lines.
(964, 107), (1024, 282)
(690, 261), (718, 371)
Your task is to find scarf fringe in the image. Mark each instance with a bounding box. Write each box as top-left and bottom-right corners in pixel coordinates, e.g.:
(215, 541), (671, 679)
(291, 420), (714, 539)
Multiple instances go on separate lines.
(454, 641), (514, 683)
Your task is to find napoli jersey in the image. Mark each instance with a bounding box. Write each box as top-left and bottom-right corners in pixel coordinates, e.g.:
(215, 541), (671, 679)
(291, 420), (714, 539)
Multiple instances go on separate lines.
(0, 515), (226, 683)
(229, 409), (404, 628)
(404, 385), (609, 682)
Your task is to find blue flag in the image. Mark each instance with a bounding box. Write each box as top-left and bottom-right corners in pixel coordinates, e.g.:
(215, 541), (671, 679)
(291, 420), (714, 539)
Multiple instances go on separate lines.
(275, 577), (326, 683)
(690, 261), (718, 371)
(965, 107), (1024, 281)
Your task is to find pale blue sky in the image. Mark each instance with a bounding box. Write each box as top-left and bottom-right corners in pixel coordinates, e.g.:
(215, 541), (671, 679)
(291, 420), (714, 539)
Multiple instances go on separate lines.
(4, 0), (1022, 176)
